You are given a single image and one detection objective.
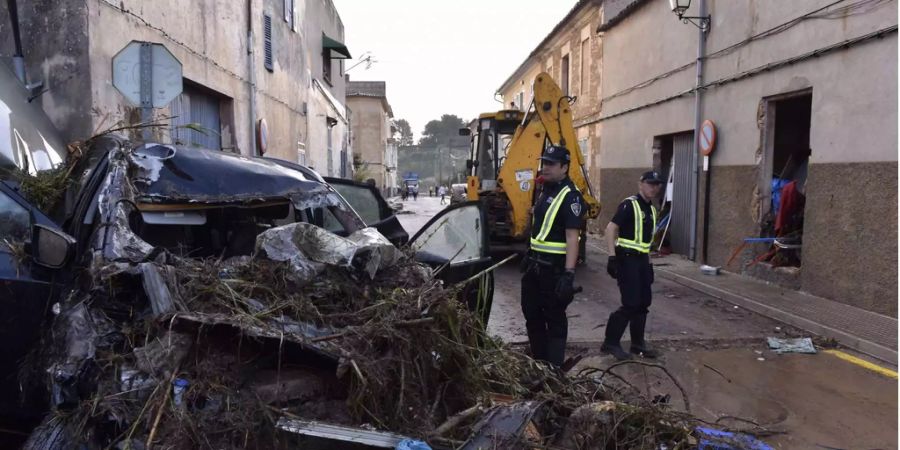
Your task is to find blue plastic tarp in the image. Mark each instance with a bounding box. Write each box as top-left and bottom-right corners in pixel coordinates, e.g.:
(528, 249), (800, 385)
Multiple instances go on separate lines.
(395, 439), (432, 450)
(771, 178), (789, 216)
(696, 427), (772, 450)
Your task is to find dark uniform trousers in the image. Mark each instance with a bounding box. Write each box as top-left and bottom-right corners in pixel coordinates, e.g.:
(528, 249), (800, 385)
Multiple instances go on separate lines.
(521, 254), (568, 366)
(605, 250), (654, 347)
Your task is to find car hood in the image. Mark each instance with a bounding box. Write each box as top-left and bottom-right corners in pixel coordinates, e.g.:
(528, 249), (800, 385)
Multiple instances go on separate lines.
(130, 143), (329, 205)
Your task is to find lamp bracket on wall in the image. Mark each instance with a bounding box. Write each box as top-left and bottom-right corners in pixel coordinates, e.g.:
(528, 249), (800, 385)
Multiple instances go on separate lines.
(679, 14), (711, 32)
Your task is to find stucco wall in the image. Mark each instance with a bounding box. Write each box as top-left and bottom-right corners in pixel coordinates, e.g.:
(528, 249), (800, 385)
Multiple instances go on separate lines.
(0, 0), (95, 143)
(596, 0), (898, 315)
(302, 0), (349, 176)
(347, 95), (389, 187)
(2, 0), (350, 166)
(303, 0), (346, 100)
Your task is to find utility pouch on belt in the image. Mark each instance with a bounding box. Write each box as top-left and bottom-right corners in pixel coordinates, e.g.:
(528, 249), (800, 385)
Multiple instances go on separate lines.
(520, 253), (554, 274)
(519, 254), (531, 273)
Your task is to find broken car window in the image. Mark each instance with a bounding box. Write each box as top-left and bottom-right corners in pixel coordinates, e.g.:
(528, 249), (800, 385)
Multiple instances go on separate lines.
(329, 183), (382, 226)
(0, 190), (30, 241)
(412, 204), (483, 264)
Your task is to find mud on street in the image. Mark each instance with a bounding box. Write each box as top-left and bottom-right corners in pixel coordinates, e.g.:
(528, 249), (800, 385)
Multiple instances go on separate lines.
(400, 196), (898, 450)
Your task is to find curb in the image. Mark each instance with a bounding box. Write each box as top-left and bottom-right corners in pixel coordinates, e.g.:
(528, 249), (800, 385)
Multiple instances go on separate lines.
(585, 239), (898, 365)
(654, 268), (898, 365)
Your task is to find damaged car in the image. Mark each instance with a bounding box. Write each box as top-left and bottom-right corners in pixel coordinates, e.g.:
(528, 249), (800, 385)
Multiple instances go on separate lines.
(0, 134), (495, 447)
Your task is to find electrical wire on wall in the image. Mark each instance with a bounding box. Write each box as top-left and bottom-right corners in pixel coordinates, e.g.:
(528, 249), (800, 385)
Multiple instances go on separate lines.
(591, 24), (896, 123)
(597, 0), (894, 108)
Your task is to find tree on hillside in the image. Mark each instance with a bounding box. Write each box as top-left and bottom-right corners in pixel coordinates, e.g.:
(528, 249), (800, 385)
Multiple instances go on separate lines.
(418, 114), (468, 148)
(394, 119), (414, 146)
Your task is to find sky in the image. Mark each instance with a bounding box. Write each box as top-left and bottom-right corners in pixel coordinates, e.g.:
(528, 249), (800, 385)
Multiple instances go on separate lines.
(335, 0), (577, 140)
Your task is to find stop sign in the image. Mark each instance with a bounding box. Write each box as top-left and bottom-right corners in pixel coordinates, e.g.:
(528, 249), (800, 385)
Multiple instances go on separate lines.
(112, 41), (183, 108)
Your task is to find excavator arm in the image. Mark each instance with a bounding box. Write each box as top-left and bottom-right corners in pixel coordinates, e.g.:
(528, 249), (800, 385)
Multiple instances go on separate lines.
(497, 72), (601, 239)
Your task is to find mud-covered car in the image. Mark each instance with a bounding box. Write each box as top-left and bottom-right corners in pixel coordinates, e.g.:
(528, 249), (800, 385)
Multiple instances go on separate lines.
(0, 135), (493, 438)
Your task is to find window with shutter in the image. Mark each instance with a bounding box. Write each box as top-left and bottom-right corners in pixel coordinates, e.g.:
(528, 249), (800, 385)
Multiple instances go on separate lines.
(263, 14), (273, 72)
(323, 52), (332, 84)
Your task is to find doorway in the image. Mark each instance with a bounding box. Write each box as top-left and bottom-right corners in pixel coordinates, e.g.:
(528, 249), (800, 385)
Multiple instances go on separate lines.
(760, 90), (812, 267)
(655, 131), (694, 256)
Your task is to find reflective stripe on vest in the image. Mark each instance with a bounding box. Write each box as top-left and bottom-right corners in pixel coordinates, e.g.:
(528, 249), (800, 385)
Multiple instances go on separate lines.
(616, 197), (657, 253)
(529, 185), (573, 254)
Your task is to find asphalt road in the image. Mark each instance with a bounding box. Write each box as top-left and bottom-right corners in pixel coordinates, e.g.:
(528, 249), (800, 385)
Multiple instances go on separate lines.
(397, 196), (898, 450)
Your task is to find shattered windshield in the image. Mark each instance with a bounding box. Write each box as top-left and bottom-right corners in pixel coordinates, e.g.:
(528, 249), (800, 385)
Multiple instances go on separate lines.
(83, 138), (366, 262)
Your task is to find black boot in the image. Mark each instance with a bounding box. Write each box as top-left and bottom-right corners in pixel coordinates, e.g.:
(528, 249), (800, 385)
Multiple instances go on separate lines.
(629, 314), (659, 358)
(545, 337), (567, 367)
(600, 342), (632, 361)
(602, 310), (632, 360)
(528, 332), (547, 362)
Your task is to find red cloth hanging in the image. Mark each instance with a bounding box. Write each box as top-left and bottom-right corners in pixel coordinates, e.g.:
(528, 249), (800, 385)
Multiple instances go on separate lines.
(775, 180), (804, 236)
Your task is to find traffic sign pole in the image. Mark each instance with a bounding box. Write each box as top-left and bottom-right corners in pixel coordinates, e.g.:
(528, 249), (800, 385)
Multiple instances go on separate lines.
(139, 43), (154, 140)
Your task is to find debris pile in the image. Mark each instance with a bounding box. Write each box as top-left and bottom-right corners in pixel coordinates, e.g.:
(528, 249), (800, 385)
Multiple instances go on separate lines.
(17, 135), (760, 449)
(27, 240), (701, 449)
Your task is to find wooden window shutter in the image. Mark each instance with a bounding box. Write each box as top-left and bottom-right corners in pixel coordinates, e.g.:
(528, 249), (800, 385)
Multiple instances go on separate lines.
(264, 14), (273, 72)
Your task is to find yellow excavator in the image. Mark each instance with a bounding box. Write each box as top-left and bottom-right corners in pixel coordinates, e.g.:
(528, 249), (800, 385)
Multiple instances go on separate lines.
(460, 72), (600, 259)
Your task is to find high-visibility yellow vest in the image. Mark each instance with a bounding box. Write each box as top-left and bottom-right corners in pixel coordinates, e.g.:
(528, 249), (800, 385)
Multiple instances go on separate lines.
(530, 185), (573, 255)
(615, 196), (657, 254)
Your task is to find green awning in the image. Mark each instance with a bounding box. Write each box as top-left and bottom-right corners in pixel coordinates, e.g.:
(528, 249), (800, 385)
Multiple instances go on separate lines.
(322, 34), (351, 59)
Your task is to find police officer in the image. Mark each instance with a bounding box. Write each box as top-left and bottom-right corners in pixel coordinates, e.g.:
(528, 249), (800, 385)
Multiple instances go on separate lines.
(601, 171), (664, 361)
(521, 145), (586, 367)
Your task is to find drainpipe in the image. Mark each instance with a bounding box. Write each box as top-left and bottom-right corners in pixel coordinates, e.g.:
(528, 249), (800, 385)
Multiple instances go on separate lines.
(7, 0), (26, 84)
(688, 0), (707, 261)
(246, 0), (258, 156)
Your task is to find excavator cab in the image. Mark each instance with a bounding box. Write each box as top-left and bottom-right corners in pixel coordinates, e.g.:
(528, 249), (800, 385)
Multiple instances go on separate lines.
(462, 110), (524, 196)
(462, 72), (600, 260)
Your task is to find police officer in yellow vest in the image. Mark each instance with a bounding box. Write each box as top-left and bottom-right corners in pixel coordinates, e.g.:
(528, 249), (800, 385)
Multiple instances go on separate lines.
(521, 145), (586, 367)
(601, 171), (664, 361)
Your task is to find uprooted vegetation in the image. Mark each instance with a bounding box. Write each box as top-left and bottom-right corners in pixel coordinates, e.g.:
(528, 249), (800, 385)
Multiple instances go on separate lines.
(28, 249), (708, 449)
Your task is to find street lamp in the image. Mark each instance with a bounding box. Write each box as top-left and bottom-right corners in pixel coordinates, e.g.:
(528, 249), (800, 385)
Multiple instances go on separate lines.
(669, 0), (711, 33)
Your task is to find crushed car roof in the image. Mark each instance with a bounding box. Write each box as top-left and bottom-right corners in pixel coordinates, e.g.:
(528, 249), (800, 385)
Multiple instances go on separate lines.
(130, 143), (326, 204)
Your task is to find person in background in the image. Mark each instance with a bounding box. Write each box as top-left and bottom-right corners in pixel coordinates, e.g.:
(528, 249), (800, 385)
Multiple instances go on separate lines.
(601, 171), (663, 361)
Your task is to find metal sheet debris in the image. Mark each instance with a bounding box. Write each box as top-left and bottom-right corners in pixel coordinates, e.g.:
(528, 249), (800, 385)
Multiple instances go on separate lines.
(460, 401), (543, 450)
(276, 418), (415, 448)
(767, 337), (817, 354)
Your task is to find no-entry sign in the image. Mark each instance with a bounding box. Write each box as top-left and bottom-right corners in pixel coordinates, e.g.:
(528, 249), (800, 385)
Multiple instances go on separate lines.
(699, 119), (717, 156)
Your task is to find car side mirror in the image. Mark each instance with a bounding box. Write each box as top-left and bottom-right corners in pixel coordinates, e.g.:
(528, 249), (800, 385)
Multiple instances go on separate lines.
(458, 128), (471, 136)
(31, 224), (76, 269)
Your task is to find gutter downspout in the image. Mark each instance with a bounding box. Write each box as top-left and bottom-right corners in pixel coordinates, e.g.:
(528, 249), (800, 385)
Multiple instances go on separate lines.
(7, 0), (26, 84)
(247, 0), (258, 156)
(688, 0), (707, 261)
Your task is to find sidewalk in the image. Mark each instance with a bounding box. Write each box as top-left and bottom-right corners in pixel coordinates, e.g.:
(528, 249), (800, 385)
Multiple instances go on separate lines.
(585, 236), (898, 364)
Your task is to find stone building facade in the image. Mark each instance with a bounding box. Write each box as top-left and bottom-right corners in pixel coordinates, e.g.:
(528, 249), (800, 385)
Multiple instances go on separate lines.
(0, 0), (352, 175)
(347, 81), (397, 194)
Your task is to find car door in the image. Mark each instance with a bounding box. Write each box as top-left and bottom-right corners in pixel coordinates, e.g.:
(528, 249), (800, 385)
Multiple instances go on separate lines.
(323, 177), (409, 246)
(0, 181), (64, 415)
(408, 201), (495, 326)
